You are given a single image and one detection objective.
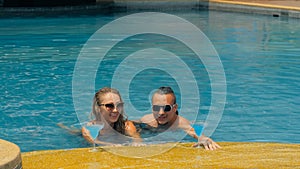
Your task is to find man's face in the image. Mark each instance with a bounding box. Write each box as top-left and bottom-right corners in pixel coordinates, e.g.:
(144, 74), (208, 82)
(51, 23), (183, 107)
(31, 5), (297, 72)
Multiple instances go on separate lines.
(152, 93), (177, 125)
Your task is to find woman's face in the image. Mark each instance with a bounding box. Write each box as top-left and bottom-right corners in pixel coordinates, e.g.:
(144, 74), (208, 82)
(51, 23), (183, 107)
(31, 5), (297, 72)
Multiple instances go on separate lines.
(98, 93), (123, 125)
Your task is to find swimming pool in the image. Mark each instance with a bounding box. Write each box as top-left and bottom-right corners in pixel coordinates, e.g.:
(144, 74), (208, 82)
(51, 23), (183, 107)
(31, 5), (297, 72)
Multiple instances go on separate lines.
(0, 10), (299, 152)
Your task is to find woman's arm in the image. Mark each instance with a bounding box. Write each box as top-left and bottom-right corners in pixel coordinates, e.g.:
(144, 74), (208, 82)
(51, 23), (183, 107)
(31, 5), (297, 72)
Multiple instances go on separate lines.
(81, 126), (95, 143)
(125, 121), (140, 138)
(57, 123), (81, 135)
(125, 121), (143, 144)
(81, 127), (122, 146)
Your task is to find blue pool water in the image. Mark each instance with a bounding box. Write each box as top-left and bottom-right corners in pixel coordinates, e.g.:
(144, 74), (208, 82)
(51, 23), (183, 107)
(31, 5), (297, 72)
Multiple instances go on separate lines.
(0, 10), (299, 152)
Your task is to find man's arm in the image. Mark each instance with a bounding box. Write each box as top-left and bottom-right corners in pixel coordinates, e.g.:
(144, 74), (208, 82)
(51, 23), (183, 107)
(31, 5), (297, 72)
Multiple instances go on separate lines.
(177, 116), (221, 150)
(176, 116), (195, 136)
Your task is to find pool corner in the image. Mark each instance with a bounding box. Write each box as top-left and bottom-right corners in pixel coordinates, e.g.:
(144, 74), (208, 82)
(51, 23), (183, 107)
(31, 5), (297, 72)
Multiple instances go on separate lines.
(0, 139), (22, 169)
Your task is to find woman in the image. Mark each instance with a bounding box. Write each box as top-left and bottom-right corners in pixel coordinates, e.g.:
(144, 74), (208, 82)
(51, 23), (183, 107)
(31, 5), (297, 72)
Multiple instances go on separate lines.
(82, 87), (141, 146)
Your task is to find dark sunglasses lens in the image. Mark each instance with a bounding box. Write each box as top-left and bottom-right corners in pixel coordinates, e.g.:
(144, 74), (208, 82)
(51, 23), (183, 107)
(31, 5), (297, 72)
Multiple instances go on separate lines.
(105, 103), (115, 109)
(152, 105), (161, 112)
(152, 105), (172, 112)
(164, 105), (172, 112)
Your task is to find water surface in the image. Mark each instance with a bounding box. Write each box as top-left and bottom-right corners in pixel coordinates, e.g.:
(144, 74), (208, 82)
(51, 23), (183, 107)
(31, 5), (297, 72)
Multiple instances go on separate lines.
(0, 10), (299, 152)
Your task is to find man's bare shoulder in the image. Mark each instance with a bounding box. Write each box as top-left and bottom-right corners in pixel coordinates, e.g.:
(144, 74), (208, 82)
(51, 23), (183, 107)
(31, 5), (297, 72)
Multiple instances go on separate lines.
(177, 115), (192, 130)
(140, 114), (155, 122)
(140, 114), (157, 127)
(178, 115), (191, 125)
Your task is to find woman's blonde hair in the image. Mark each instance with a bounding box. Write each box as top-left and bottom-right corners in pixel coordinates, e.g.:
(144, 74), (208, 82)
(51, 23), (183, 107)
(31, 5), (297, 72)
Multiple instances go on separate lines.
(91, 87), (127, 134)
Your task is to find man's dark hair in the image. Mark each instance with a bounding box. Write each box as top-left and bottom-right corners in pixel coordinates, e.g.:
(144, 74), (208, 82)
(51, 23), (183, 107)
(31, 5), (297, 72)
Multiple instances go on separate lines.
(155, 86), (176, 104)
(154, 86), (178, 115)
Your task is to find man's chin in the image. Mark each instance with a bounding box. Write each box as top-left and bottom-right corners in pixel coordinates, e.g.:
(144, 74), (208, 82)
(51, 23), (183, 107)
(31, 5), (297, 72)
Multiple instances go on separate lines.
(157, 119), (167, 125)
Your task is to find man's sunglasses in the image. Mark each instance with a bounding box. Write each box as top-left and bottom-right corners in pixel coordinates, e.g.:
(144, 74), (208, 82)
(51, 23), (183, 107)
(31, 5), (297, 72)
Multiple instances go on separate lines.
(152, 104), (174, 112)
(98, 102), (124, 110)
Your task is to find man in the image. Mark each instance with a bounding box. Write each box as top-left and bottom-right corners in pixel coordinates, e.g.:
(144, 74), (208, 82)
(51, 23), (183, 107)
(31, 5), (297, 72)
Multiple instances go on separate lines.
(140, 86), (221, 150)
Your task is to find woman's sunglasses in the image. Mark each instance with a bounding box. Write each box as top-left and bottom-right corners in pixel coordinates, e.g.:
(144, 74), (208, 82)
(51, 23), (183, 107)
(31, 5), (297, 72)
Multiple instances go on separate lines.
(152, 104), (175, 112)
(98, 102), (124, 111)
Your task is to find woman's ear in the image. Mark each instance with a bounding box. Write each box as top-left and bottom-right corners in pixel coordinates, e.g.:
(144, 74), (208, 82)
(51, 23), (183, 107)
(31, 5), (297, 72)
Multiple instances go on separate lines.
(95, 105), (101, 113)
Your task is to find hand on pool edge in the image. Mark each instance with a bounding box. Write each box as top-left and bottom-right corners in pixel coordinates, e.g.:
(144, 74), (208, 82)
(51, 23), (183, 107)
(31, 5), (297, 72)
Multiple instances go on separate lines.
(193, 135), (221, 150)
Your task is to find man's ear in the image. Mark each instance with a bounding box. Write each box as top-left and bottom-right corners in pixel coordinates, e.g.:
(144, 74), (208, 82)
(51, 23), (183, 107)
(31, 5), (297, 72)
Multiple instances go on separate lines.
(173, 103), (178, 110)
(173, 104), (179, 115)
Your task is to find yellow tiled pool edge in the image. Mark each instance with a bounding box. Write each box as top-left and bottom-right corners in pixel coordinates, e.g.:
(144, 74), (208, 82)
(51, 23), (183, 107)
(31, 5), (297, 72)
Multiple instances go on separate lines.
(21, 142), (300, 168)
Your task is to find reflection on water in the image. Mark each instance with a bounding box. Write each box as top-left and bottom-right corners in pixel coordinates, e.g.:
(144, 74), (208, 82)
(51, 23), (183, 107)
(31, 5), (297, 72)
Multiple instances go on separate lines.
(0, 10), (299, 152)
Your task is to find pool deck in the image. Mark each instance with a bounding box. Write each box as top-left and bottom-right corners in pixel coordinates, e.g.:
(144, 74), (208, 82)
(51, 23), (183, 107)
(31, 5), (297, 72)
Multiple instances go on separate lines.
(209, 0), (300, 18)
(1, 0), (300, 18)
(112, 0), (300, 18)
(213, 0), (300, 9)
(0, 139), (22, 169)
